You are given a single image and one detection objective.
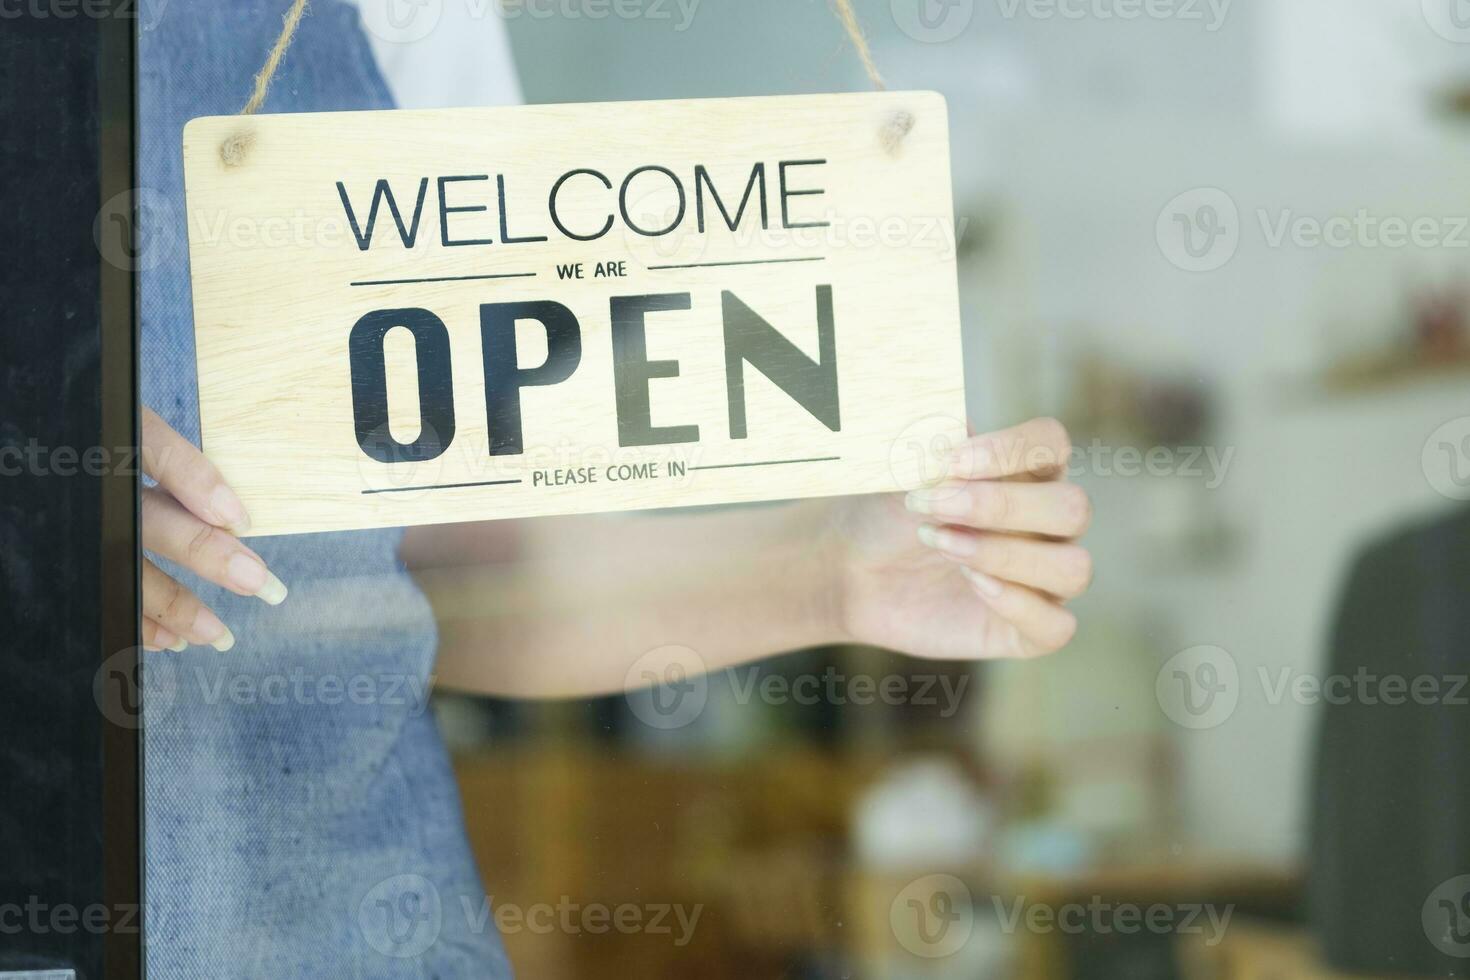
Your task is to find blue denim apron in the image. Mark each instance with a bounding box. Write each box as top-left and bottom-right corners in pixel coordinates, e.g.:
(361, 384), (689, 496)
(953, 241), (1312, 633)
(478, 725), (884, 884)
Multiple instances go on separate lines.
(139, 3), (513, 975)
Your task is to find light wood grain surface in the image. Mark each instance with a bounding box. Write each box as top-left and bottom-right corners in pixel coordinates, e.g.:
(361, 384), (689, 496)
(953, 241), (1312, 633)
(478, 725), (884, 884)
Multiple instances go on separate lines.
(183, 92), (967, 536)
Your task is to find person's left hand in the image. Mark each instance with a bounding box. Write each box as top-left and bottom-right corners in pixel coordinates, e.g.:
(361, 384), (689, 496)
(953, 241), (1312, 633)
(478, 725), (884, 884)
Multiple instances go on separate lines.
(825, 417), (1092, 660)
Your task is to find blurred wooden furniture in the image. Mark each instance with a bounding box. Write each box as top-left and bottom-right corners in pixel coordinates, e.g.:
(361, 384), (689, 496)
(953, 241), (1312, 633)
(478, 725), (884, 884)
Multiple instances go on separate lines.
(840, 860), (1302, 980)
(1008, 863), (1302, 980)
(453, 745), (886, 979)
(1178, 919), (1418, 980)
(454, 745), (1310, 980)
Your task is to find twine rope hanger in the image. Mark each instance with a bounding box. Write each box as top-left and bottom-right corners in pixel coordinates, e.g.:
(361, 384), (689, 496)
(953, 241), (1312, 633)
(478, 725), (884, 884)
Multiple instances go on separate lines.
(221, 0), (907, 165)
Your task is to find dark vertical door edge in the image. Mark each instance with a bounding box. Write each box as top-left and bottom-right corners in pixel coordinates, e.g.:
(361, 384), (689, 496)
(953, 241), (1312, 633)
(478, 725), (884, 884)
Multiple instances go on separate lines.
(0, 3), (142, 978)
(99, 4), (143, 978)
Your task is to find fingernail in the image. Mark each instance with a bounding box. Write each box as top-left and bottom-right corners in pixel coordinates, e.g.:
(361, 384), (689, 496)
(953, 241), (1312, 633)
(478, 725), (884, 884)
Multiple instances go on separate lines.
(917, 524), (973, 559)
(225, 552), (288, 605)
(168, 636), (188, 652)
(961, 566), (1004, 598)
(191, 606), (231, 649)
(226, 552), (268, 593)
(255, 571), (288, 606)
(152, 626), (183, 651)
(211, 484), (251, 535)
(905, 487), (971, 519)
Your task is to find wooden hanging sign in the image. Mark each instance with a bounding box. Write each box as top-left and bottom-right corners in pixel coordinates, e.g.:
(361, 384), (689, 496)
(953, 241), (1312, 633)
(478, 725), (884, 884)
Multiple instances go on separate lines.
(182, 92), (967, 536)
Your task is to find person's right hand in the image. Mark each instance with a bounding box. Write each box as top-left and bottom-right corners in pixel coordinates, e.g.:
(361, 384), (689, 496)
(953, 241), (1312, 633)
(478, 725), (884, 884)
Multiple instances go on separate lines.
(140, 407), (287, 651)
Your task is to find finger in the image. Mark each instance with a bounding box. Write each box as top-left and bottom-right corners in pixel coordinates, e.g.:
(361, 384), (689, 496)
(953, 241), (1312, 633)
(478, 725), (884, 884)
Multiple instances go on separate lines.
(960, 568), (1078, 655)
(944, 417), (1072, 481)
(141, 406), (251, 534)
(142, 617), (186, 653)
(917, 527), (1093, 599)
(905, 480), (1092, 538)
(142, 487), (287, 604)
(142, 559), (235, 651)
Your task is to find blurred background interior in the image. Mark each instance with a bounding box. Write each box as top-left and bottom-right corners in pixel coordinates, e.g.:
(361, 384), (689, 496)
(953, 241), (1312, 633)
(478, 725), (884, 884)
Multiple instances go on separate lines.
(423, 1), (1470, 976)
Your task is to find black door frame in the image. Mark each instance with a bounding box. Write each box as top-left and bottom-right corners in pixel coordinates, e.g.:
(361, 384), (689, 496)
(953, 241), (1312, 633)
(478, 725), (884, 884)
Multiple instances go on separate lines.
(0, 3), (142, 977)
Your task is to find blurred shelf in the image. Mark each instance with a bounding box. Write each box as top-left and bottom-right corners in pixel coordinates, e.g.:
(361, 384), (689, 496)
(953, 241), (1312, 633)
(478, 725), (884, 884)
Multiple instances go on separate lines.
(1277, 351), (1470, 408)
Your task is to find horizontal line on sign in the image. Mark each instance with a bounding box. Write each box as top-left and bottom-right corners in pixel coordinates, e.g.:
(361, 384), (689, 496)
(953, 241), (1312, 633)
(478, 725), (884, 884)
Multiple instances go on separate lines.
(645, 257), (827, 271)
(688, 456), (841, 472)
(362, 478), (523, 494)
(349, 272), (538, 287)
